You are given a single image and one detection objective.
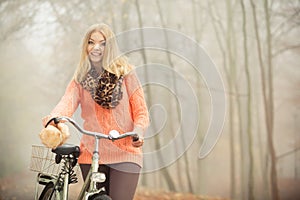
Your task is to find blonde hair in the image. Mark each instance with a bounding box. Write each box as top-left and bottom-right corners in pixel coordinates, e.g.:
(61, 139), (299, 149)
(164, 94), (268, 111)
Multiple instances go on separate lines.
(74, 23), (133, 83)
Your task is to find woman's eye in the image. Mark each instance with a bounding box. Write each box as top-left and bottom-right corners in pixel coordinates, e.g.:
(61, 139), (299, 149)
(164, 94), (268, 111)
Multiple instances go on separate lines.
(88, 40), (94, 45)
(101, 42), (106, 46)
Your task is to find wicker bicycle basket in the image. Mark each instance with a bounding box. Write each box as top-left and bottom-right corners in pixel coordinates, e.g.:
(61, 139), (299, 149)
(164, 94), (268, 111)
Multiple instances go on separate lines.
(30, 145), (64, 175)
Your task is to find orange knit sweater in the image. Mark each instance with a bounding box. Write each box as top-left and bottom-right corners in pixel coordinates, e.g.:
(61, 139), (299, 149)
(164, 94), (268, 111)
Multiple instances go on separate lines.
(43, 71), (149, 167)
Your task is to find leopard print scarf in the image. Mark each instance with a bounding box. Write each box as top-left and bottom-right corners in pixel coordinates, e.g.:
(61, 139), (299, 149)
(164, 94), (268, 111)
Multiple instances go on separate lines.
(80, 67), (123, 109)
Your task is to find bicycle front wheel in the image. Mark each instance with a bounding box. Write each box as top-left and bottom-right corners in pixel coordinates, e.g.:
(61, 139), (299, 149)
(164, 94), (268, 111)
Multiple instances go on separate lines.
(88, 194), (112, 200)
(39, 183), (57, 200)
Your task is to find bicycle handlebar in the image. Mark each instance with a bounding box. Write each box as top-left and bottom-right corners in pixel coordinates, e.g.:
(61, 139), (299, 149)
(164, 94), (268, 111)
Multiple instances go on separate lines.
(45, 116), (139, 141)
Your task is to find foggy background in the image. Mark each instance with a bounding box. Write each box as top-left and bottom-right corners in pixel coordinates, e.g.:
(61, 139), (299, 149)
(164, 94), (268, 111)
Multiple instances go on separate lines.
(0, 0), (299, 199)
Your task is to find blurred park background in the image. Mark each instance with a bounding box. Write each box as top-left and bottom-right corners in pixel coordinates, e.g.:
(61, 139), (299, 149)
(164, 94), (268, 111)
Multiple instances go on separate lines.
(0, 0), (299, 199)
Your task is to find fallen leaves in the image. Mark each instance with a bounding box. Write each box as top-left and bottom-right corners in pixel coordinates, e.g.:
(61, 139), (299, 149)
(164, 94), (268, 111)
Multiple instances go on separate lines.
(135, 187), (228, 200)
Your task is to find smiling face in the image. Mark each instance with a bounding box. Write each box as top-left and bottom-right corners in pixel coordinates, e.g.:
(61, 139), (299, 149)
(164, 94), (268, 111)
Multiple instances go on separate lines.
(87, 31), (106, 67)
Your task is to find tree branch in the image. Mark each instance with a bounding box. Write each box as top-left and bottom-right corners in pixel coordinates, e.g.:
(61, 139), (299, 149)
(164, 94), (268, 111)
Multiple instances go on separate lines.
(272, 44), (300, 57)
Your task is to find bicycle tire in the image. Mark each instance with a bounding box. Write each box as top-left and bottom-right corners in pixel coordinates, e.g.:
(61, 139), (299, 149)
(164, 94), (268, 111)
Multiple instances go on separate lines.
(88, 193), (112, 200)
(39, 183), (56, 200)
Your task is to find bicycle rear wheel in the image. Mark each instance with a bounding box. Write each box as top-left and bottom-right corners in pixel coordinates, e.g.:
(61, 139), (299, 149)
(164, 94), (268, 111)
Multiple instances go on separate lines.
(39, 183), (57, 200)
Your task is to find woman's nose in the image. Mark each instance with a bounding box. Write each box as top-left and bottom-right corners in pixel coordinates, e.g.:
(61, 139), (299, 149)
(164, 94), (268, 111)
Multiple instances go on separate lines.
(94, 43), (105, 51)
(94, 43), (101, 50)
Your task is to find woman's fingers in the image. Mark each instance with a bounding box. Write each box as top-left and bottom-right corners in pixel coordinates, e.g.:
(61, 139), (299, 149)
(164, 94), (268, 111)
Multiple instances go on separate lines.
(132, 137), (144, 147)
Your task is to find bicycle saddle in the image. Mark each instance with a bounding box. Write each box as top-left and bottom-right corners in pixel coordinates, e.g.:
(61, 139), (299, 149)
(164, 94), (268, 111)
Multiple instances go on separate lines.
(52, 144), (80, 158)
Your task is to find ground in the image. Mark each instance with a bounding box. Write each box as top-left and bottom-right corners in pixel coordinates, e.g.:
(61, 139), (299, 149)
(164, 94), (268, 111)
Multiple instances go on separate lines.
(0, 171), (227, 200)
(1, 171), (299, 200)
(135, 188), (227, 200)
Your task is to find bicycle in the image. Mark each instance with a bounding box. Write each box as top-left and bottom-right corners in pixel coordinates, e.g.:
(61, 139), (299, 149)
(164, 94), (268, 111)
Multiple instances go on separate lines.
(30, 116), (139, 200)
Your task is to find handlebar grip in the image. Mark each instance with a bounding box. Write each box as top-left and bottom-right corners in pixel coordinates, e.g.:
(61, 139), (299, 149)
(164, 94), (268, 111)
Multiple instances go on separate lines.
(53, 118), (60, 124)
(132, 134), (139, 142)
(45, 117), (60, 127)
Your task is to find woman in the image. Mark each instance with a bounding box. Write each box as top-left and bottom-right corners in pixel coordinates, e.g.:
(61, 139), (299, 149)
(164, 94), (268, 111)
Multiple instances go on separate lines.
(42, 23), (149, 200)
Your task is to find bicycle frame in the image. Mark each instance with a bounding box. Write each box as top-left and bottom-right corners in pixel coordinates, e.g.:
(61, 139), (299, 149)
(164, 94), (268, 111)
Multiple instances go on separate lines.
(77, 136), (105, 199)
(35, 116), (138, 200)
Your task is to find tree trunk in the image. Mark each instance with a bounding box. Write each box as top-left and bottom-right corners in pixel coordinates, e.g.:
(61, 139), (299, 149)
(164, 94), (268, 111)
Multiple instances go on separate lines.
(240, 0), (255, 199)
(264, 0), (279, 199)
(155, 0), (194, 192)
(134, 0), (176, 191)
(256, 96), (270, 200)
(250, 0), (279, 199)
(192, 0), (206, 194)
(207, 1), (237, 198)
(225, 0), (237, 198)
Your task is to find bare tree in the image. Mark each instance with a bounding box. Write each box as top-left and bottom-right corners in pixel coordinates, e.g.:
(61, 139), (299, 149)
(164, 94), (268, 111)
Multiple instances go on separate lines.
(134, 0), (177, 192)
(155, 0), (196, 193)
(0, 0), (38, 41)
(240, 0), (255, 199)
(207, 1), (237, 198)
(250, 0), (279, 199)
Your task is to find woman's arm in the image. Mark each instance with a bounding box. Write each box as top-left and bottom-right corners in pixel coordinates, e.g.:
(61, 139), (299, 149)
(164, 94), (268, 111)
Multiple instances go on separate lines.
(125, 71), (150, 136)
(42, 80), (81, 126)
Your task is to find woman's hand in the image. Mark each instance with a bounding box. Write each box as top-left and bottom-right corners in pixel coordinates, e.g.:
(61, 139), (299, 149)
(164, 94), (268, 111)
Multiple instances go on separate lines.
(132, 135), (144, 147)
(132, 126), (144, 147)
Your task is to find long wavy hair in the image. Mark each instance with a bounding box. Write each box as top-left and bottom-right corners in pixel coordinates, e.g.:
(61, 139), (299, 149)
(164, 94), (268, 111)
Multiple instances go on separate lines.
(73, 23), (132, 83)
